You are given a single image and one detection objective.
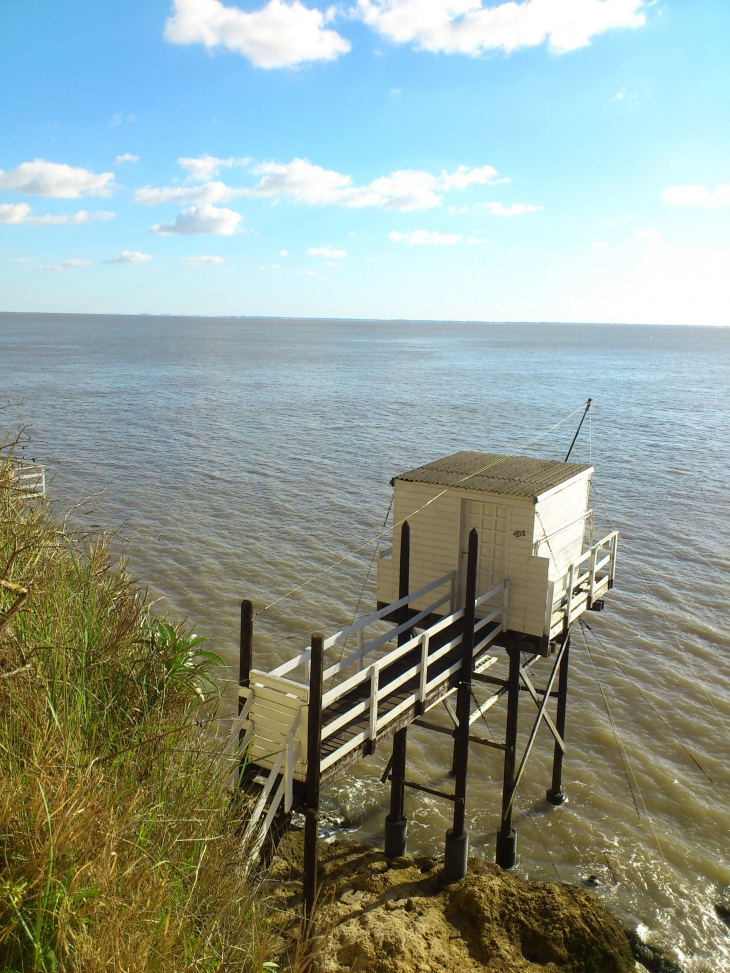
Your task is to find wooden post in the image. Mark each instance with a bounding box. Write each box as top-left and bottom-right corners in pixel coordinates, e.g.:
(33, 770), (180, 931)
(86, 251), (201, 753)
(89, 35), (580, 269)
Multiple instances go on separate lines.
(496, 645), (520, 869)
(397, 520), (412, 644)
(303, 633), (324, 921)
(238, 600), (254, 789)
(444, 527), (478, 881)
(239, 600), (253, 711)
(546, 634), (570, 805)
(385, 521), (410, 857)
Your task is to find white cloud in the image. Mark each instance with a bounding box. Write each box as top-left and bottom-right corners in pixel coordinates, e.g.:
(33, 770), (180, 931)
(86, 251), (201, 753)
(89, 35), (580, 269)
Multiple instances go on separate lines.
(661, 184), (730, 209)
(357, 0), (645, 57)
(164, 0), (350, 68)
(280, 249), (289, 256)
(181, 254), (226, 266)
(307, 245), (347, 257)
(134, 181), (246, 205)
(42, 258), (95, 271)
(0, 203), (115, 225)
(476, 201), (543, 215)
(135, 158), (509, 214)
(246, 158), (501, 211)
(114, 153), (139, 165)
(299, 268), (326, 278)
(438, 164), (500, 189)
(390, 229), (462, 245)
(466, 235), (487, 244)
(635, 228), (664, 246)
(0, 160), (115, 197)
(178, 154), (242, 180)
(0, 205), (32, 224)
(110, 113), (137, 127)
(104, 250), (153, 264)
(150, 202), (243, 235)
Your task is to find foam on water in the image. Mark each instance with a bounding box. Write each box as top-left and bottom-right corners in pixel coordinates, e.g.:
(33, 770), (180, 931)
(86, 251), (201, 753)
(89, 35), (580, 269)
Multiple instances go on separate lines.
(2, 314), (729, 968)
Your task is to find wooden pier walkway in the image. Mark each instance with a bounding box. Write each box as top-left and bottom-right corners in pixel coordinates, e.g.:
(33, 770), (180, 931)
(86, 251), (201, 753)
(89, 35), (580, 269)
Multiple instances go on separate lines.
(224, 520), (618, 906)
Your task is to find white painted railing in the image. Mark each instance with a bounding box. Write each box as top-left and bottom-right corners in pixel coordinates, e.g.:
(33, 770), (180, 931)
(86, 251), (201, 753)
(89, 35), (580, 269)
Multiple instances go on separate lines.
(318, 578), (508, 772)
(231, 571), (509, 850)
(269, 569), (456, 681)
(6, 459), (46, 497)
(547, 531), (618, 637)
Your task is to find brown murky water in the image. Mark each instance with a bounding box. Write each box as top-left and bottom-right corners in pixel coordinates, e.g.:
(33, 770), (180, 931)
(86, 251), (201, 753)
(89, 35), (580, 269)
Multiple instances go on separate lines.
(2, 313), (729, 970)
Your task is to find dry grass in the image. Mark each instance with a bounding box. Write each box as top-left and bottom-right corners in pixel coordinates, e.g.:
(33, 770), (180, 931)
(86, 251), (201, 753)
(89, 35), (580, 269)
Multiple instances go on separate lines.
(0, 451), (280, 973)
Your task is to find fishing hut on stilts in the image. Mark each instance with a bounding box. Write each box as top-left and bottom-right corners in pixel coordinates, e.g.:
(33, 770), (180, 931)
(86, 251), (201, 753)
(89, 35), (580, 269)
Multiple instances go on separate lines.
(227, 438), (618, 918)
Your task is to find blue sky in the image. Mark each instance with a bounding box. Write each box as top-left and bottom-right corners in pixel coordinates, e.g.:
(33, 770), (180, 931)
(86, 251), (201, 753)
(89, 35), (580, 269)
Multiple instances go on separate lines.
(1, 0), (728, 323)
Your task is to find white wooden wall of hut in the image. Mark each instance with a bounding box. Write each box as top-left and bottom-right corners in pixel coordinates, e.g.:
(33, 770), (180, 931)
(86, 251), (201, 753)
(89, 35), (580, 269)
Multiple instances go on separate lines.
(377, 469), (592, 639)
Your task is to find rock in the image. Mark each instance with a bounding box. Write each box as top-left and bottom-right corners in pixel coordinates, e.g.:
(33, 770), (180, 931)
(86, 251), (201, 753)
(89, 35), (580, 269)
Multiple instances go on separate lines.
(715, 885), (730, 923)
(624, 930), (684, 973)
(340, 888), (370, 909)
(269, 836), (641, 973)
(583, 875), (601, 888)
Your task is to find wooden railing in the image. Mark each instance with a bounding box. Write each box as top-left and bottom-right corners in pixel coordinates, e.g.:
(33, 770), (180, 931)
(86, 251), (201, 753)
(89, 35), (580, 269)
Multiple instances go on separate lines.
(269, 569), (456, 683)
(546, 531), (618, 637)
(6, 459), (46, 497)
(228, 570), (509, 843)
(318, 578), (508, 774)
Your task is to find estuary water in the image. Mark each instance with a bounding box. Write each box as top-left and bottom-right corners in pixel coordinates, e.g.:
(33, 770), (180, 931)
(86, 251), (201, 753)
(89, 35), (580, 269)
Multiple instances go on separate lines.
(1, 313), (729, 969)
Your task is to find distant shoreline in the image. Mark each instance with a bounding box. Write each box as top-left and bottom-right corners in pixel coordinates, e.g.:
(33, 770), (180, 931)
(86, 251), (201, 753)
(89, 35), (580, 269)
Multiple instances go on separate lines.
(1, 310), (724, 329)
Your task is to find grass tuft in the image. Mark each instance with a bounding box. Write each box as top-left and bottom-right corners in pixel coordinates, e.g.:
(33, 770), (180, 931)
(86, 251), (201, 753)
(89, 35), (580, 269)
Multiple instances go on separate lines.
(0, 452), (277, 972)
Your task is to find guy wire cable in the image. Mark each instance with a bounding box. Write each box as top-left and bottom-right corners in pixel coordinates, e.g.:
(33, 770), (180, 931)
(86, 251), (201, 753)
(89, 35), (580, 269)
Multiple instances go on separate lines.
(579, 621), (641, 820)
(578, 619), (667, 864)
(325, 495), (394, 692)
(581, 619), (714, 785)
(579, 622), (668, 863)
(254, 398), (591, 617)
(590, 483), (730, 745)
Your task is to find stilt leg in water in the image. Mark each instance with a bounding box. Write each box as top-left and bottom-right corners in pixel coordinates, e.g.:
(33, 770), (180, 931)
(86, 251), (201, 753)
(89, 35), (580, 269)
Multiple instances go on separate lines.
(444, 527), (478, 881)
(547, 635), (570, 805)
(496, 645), (520, 870)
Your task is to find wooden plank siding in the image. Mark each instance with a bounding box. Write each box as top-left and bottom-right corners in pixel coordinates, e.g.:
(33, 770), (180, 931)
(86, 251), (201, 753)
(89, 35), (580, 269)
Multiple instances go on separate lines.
(534, 476), (592, 605)
(376, 469), (592, 640)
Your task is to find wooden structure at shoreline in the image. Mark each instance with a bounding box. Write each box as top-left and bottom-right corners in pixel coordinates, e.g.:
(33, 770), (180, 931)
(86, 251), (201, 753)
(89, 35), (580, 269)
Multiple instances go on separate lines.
(7, 458), (46, 497)
(227, 451), (618, 915)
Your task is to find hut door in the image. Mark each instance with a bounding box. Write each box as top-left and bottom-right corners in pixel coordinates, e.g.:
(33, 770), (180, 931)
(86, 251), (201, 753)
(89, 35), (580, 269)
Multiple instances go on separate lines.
(458, 500), (510, 611)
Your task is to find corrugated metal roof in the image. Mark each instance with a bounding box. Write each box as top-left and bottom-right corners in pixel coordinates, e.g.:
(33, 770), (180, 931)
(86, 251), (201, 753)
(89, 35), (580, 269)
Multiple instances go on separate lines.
(392, 451), (592, 500)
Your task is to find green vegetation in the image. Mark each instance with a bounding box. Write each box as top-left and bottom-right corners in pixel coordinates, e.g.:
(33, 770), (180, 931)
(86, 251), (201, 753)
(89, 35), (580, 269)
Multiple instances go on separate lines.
(0, 453), (277, 972)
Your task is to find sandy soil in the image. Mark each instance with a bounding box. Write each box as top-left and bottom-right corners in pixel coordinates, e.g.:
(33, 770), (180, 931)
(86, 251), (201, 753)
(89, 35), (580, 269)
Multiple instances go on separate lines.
(269, 836), (636, 973)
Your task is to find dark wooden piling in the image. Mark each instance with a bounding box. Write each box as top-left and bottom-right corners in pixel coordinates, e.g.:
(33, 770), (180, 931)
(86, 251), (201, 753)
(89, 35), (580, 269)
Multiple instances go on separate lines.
(546, 633), (570, 805)
(303, 632), (324, 920)
(239, 599), (253, 709)
(238, 600), (254, 789)
(496, 644), (521, 869)
(385, 521), (410, 857)
(444, 527), (478, 881)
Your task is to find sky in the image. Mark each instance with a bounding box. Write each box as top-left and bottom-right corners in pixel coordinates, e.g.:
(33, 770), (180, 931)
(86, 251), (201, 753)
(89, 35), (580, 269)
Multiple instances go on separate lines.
(0, 0), (728, 324)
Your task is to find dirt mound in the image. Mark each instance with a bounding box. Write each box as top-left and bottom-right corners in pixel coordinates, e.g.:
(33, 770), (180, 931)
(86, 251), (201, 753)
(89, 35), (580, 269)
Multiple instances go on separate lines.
(269, 838), (635, 973)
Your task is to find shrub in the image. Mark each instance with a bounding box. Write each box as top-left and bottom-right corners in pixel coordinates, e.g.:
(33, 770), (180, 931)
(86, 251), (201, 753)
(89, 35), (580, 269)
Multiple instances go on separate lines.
(0, 454), (275, 972)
